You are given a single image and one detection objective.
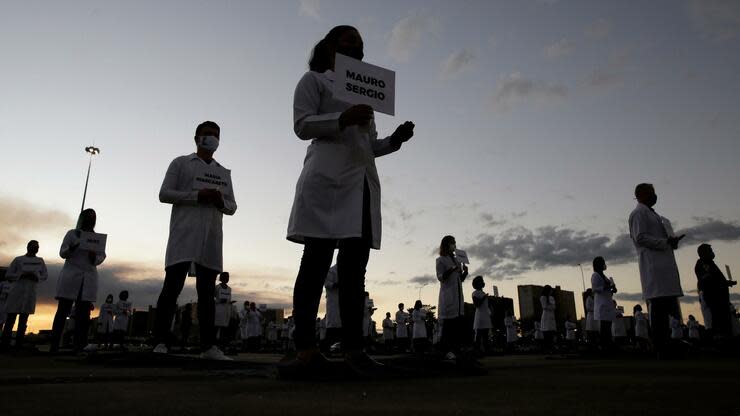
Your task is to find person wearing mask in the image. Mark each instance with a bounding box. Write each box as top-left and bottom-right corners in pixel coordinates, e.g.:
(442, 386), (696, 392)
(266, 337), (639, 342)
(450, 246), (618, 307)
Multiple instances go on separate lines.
(382, 312), (394, 353)
(152, 121), (237, 360)
(633, 304), (650, 351)
(50, 209), (106, 353)
(436, 235), (470, 363)
(214, 272), (232, 351)
(539, 285), (557, 351)
(471, 276), (492, 354)
(591, 256), (617, 353)
(112, 290), (131, 350)
(411, 300), (428, 354)
(323, 265), (342, 351)
(281, 25), (415, 378)
(1, 240), (48, 351)
(694, 244), (736, 339)
(97, 294), (115, 349)
(395, 303), (410, 352)
(628, 183), (685, 357)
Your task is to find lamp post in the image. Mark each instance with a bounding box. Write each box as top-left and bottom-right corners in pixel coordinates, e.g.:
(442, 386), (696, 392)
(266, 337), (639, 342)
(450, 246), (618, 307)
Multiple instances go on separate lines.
(81, 145), (100, 212)
(577, 263), (586, 293)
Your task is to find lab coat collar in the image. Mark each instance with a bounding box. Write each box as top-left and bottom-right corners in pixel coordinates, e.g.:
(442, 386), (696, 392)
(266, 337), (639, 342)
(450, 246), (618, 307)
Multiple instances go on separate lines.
(189, 152), (221, 167)
(323, 69), (335, 82)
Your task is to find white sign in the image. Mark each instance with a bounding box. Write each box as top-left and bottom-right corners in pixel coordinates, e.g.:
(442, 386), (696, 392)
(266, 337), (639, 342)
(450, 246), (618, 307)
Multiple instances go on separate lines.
(79, 232), (107, 253)
(21, 259), (44, 273)
(333, 53), (396, 116)
(192, 163), (233, 197)
(455, 249), (470, 265)
(727, 265), (733, 281)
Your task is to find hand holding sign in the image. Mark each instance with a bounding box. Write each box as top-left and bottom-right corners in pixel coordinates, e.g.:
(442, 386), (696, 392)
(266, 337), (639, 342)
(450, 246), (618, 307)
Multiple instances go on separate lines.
(391, 121), (415, 143)
(339, 104), (374, 130)
(333, 54), (395, 116)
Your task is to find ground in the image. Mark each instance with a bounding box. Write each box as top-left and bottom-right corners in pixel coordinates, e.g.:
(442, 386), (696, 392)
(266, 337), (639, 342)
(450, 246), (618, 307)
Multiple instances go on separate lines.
(0, 351), (738, 416)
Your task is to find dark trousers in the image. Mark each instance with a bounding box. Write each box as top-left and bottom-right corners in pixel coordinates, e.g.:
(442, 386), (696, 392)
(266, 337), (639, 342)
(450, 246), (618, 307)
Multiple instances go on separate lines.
(154, 262), (217, 350)
(292, 237), (371, 351)
(1, 313), (29, 348)
(647, 296), (681, 353)
(51, 298), (92, 351)
(475, 328), (490, 352)
(440, 316), (470, 354)
(599, 320), (613, 350)
(705, 291), (731, 337)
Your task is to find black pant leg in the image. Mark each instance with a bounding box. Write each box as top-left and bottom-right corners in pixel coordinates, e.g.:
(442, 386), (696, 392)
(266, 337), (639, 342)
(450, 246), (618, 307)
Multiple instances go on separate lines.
(337, 237), (371, 352)
(293, 238), (335, 351)
(74, 301), (91, 350)
(154, 262), (189, 345)
(649, 297), (679, 353)
(15, 314), (29, 348)
(50, 299), (74, 351)
(1, 313), (17, 347)
(599, 320), (613, 350)
(195, 264), (218, 351)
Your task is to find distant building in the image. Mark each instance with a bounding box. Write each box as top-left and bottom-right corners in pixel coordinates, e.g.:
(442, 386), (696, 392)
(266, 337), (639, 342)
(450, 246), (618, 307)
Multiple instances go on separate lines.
(517, 285), (577, 331)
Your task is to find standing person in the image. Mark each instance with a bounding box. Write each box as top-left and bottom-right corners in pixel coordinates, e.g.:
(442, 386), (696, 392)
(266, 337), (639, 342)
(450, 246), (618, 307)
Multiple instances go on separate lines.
(628, 183), (685, 356)
(152, 121), (237, 360)
(584, 289), (599, 346)
(362, 292), (374, 344)
(323, 265), (342, 351)
(591, 257), (617, 353)
(113, 290), (131, 350)
(97, 294), (115, 349)
(694, 244), (736, 339)
(214, 272), (232, 351)
(611, 306), (627, 345)
(50, 209), (106, 353)
(411, 300), (428, 354)
(471, 276), (492, 354)
(395, 303), (410, 352)
(504, 311), (519, 346)
(533, 322), (544, 342)
(436, 235), (472, 363)
(633, 304), (650, 351)
(687, 315), (701, 341)
(0, 275), (12, 330)
(699, 292), (712, 335)
(670, 315), (683, 341)
(539, 285), (557, 351)
(238, 301), (250, 351)
(281, 25), (415, 376)
(564, 317), (577, 347)
(247, 302), (263, 352)
(1, 240), (48, 351)
(382, 312), (394, 353)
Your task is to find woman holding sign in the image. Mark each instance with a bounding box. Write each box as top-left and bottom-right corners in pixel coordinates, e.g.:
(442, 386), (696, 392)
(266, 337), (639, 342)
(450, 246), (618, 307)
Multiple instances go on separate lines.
(281, 25), (415, 377)
(49, 209), (107, 353)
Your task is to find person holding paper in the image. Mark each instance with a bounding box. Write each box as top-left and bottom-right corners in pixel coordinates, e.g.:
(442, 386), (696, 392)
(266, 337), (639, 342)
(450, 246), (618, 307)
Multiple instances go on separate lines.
(113, 290), (131, 349)
(436, 235), (473, 364)
(152, 121), (237, 361)
(591, 256), (616, 353)
(694, 244), (736, 339)
(1, 240), (48, 350)
(628, 183), (684, 356)
(411, 300), (428, 354)
(97, 294), (115, 349)
(50, 209), (106, 353)
(214, 272), (232, 350)
(395, 303), (410, 352)
(282, 25), (415, 377)
(471, 276), (492, 354)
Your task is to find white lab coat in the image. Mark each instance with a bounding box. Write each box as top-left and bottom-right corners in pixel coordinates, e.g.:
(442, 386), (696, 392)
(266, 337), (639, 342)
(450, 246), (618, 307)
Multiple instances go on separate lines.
(436, 256), (465, 320)
(324, 265), (341, 328)
(113, 300), (132, 332)
(687, 319), (700, 339)
(319, 317), (327, 340)
(267, 322), (278, 342)
(472, 289), (492, 330)
(412, 309), (427, 339)
(585, 296), (599, 332)
(239, 309), (249, 339)
(591, 273), (616, 322)
(534, 321), (544, 340)
(97, 302), (115, 334)
(362, 296), (374, 337)
(670, 316), (683, 339)
(382, 318), (394, 340)
(287, 70), (401, 250)
(247, 309), (262, 337)
(565, 321), (577, 341)
(0, 281), (13, 326)
(395, 310), (409, 338)
(612, 316), (627, 338)
(214, 284), (232, 327)
(634, 311), (649, 339)
(628, 203), (683, 300)
(505, 316), (518, 343)
(540, 296), (557, 332)
(56, 230), (106, 302)
(5, 255), (48, 314)
(160, 154), (237, 272)
(699, 292), (712, 330)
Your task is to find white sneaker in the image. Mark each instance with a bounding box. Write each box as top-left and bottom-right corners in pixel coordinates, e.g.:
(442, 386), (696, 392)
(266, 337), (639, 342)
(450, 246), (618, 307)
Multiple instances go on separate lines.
(153, 343), (169, 354)
(444, 352), (457, 362)
(200, 346), (232, 361)
(82, 344), (98, 353)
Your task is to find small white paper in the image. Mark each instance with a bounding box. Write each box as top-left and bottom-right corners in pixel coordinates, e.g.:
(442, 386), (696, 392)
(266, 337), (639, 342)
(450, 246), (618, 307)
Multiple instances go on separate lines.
(192, 163), (233, 197)
(455, 249), (470, 265)
(79, 231), (107, 254)
(21, 260), (43, 273)
(726, 265), (733, 281)
(333, 54), (396, 116)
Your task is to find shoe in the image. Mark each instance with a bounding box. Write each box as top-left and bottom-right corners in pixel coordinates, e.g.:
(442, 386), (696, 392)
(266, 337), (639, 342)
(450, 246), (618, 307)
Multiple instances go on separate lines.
(82, 344), (98, 353)
(443, 352), (457, 363)
(200, 346), (233, 361)
(344, 351), (386, 378)
(153, 343), (169, 354)
(277, 349), (331, 379)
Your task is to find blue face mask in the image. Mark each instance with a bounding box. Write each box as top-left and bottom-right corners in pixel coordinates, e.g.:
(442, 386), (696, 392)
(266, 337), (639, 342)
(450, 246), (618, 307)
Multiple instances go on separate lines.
(196, 135), (220, 152)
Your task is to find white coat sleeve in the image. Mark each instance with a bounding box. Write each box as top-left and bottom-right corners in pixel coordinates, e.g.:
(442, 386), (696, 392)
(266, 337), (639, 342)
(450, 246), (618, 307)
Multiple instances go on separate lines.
(436, 257), (447, 282)
(369, 120), (401, 158)
(5, 258), (21, 281)
(159, 158), (199, 206)
(630, 210), (670, 251)
(219, 174), (237, 216)
(293, 72), (342, 140)
(591, 273), (607, 294)
(39, 259), (48, 282)
(59, 230), (79, 259)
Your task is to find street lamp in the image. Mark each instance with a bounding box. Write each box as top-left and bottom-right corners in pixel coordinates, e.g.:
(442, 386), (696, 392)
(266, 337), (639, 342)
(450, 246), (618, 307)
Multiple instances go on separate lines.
(577, 263), (586, 293)
(81, 145), (100, 212)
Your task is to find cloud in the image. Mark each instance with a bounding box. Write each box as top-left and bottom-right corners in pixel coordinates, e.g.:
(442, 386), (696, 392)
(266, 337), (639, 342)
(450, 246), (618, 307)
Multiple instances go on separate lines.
(0, 196), (73, 249)
(678, 217), (740, 245)
(616, 291), (740, 304)
(585, 18), (612, 40)
(490, 72), (567, 113)
(687, 0), (740, 41)
(581, 48), (630, 90)
(298, 0), (320, 19)
(543, 38), (574, 58)
(388, 15), (436, 62)
(409, 274), (436, 286)
(479, 213), (506, 228)
(440, 49), (476, 79)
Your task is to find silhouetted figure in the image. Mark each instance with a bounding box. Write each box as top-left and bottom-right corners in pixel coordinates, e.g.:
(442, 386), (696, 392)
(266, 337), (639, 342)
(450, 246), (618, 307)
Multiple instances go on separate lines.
(471, 276), (492, 354)
(280, 25), (415, 377)
(0, 275), (12, 330)
(96, 294), (115, 349)
(323, 265), (342, 351)
(411, 300), (428, 354)
(539, 285), (557, 351)
(113, 290), (131, 350)
(633, 304), (650, 351)
(584, 289), (599, 345)
(395, 303), (410, 352)
(628, 183), (685, 357)
(50, 209), (106, 353)
(694, 244), (736, 339)
(152, 121), (237, 361)
(382, 312), (394, 352)
(246, 302), (263, 352)
(238, 301), (250, 351)
(1, 240), (48, 350)
(214, 272), (232, 351)
(591, 256), (616, 353)
(436, 235), (471, 362)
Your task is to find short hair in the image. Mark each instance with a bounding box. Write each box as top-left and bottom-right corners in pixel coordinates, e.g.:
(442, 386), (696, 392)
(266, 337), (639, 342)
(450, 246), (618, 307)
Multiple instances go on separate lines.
(439, 235), (456, 256)
(593, 256), (605, 269)
(472, 275), (484, 289)
(119, 290), (129, 299)
(634, 183), (654, 198)
(697, 243), (712, 256)
(27, 240), (39, 248)
(195, 121), (220, 136)
(398, 303), (404, 309)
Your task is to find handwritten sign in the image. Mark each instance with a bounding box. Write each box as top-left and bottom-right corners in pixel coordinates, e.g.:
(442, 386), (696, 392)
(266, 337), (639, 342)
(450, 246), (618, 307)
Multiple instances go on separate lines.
(21, 259), (44, 273)
(455, 249), (470, 265)
(333, 53), (396, 116)
(79, 231), (107, 254)
(192, 163), (233, 197)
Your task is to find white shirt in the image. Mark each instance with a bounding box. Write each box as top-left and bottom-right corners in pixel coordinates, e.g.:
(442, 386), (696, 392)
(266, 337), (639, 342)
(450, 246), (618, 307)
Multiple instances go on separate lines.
(287, 70), (401, 250)
(98, 302), (115, 333)
(324, 265), (341, 328)
(540, 296), (557, 332)
(395, 310), (409, 338)
(436, 256), (465, 319)
(412, 309), (428, 339)
(160, 153), (237, 272)
(56, 229), (106, 302)
(5, 255), (48, 314)
(113, 300), (132, 331)
(472, 289), (492, 330)
(688, 319), (700, 339)
(382, 318), (394, 340)
(591, 272), (616, 321)
(634, 311), (649, 338)
(628, 203), (683, 299)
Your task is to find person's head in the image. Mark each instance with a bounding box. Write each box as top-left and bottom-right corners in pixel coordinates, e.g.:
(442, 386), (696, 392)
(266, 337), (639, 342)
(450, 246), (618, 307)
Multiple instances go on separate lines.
(414, 300), (422, 310)
(593, 256), (606, 273)
(105, 294), (114, 304)
(689, 314), (696, 321)
(398, 303), (404, 310)
(386, 312), (391, 318)
(244, 301), (249, 309)
(585, 288), (593, 297)
(77, 208), (96, 231)
(194, 121), (221, 157)
(634, 183), (657, 207)
(250, 302), (256, 310)
(633, 304), (643, 313)
(309, 25), (363, 72)
(472, 275), (485, 290)
(119, 290), (129, 301)
(219, 272), (230, 284)
(439, 235), (456, 256)
(697, 243), (715, 261)
(541, 285), (553, 297)
(26, 240), (39, 256)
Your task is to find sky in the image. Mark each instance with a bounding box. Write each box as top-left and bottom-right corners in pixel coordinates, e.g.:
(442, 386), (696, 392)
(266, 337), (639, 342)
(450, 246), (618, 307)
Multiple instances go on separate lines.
(1, 0), (739, 333)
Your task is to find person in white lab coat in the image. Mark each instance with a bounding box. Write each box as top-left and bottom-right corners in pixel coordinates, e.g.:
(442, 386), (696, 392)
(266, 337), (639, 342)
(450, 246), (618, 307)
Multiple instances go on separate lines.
(281, 25), (416, 377)
(395, 303), (410, 352)
(533, 321), (544, 342)
(584, 289), (599, 345)
(152, 121), (237, 361)
(238, 301), (250, 350)
(411, 300), (428, 354)
(539, 285), (557, 350)
(611, 306), (627, 344)
(591, 256), (617, 353)
(50, 209), (106, 353)
(564, 317), (577, 345)
(0, 275), (12, 330)
(504, 311), (519, 346)
(112, 290), (132, 349)
(628, 183), (685, 355)
(362, 292), (374, 341)
(436, 235), (470, 362)
(247, 302), (263, 352)
(382, 312), (394, 352)
(323, 265), (342, 349)
(633, 304), (650, 351)
(214, 272), (232, 349)
(1, 240), (48, 350)
(670, 315), (683, 340)
(687, 315), (700, 341)
(471, 276), (492, 354)
(96, 294), (115, 349)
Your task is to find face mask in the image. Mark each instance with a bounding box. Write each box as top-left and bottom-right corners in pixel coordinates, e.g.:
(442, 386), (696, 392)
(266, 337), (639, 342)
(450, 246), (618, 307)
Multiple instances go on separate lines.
(337, 46), (363, 60)
(647, 194), (657, 207)
(196, 135), (220, 152)
(450, 243), (457, 253)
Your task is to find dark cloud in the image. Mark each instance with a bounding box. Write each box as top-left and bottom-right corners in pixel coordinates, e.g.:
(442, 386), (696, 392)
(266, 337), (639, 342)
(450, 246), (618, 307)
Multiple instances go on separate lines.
(479, 213), (506, 227)
(409, 275), (436, 286)
(678, 217), (740, 245)
(490, 72), (567, 113)
(616, 291), (740, 304)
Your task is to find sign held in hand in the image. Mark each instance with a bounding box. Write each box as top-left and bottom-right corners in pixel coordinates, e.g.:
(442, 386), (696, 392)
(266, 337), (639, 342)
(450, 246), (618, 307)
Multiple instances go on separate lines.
(455, 249), (470, 265)
(333, 53), (396, 116)
(80, 232), (107, 254)
(192, 163), (233, 197)
(21, 259), (44, 273)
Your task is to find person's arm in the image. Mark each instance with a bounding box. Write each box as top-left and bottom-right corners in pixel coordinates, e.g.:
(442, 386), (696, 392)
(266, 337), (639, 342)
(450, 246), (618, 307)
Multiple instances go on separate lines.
(219, 183), (237, 216)
(159, 158), (199, 206)
(39, 260), (48, 282)
(472, 293), (485, 307)
(93, 251), (106, 266)
(629, 210), (670, 251)
(5, 258), (21, 281)
(436, 257), (453, 282)
(293, 72), (342, 140)
(59, 230), (80, 259)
